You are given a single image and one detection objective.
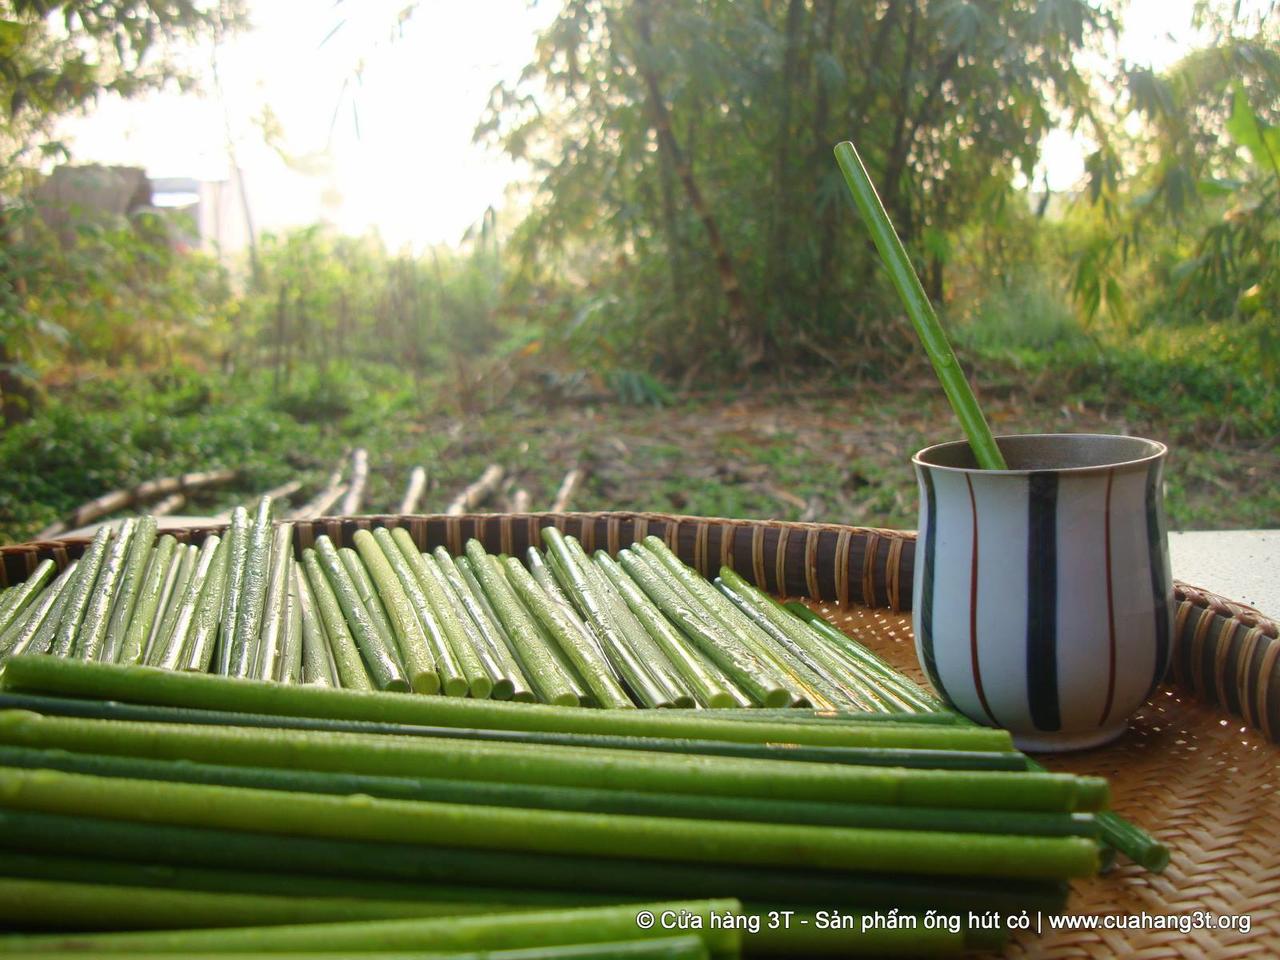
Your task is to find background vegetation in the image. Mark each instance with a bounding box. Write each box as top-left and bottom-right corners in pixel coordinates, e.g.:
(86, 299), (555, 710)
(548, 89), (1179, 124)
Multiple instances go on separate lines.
(0, 0), (1276, 542)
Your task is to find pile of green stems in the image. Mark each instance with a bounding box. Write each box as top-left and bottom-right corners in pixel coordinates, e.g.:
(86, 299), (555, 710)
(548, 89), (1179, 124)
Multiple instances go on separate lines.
(0, 514), (951, 715)
(0, 659), (1122, 954)
(0, 514), (1165, 872)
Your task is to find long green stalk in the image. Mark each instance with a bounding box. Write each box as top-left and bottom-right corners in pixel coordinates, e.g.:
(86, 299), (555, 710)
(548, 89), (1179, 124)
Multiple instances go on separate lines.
(278, 564), (303, 683)
(214, 507), (250, 676)
(542, 530), (680, 708)
(152, 535), (222, 671)
(146, 543), (198, 664)
(505, 555), (634, 709)
(353, 530), (449, 694)
(253, 522), (295, 681)
(777, 603), (1168, 872)
(465, 542), (581, 707)
(295, 565), (337, 686)
(420, 553), (497, 697)
(0, 710), (1104, 811)
(527, 549), (613, 670)
(228, 497), (274, 677)
(301, 549), (372, 691)
(617, 548), (790, 707)
(0, 899), (742, 956)
(100, 517), (157, 664)
(563, 538), (693, 707)
(0, 808), (1069, 917)
(453, 554), (537, 702)
(525, 550), (634, 706)
(182, 537), (233, 674)
(0, 877), (518, 932)
(0, 656), (1018, 750)
(0, 766), (1101, 876)
(0, 743), (1091, 836)
(0, 848), (610, 909)
(593, 552), (743, 709)
(341, 547), (403, 666)
(0, 562), (78, 661)
(0, 941), (710, 960)
(0, 560), (54, 638)
(717, 570), (904, 712)
(0, 692), (1025, 771)
(780, 603), (946, 710)
(314, 536), (409, 693)
(659, 708), (959, 725)
(369, 528), (466, 696)
(833, 139), (1005, 469)
(48, 525), (112, 657)
(74, 519), (136, 662)
(1024, 758), (1170, 873)
(415, 548), (503, 699)
(639, 539), (840, 708)
(494, 557), (592, 703)
(0, 600), (39, 658)
(435, 548), (529, 700)
(118, 536), (177, 665)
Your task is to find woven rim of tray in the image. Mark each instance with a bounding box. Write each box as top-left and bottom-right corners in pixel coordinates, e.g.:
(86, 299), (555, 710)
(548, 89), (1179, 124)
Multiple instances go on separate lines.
(4, 509), (1276, 745)
(2, 509), (1279, 956)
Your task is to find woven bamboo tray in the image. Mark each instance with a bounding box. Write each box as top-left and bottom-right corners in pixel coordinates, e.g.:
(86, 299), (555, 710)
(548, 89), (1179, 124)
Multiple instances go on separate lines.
(3, 510), (1278, 957)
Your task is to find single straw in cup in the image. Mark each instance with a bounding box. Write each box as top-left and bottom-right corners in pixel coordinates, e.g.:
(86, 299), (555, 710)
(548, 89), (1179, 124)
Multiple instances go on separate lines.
(833, 140), (1007, 471)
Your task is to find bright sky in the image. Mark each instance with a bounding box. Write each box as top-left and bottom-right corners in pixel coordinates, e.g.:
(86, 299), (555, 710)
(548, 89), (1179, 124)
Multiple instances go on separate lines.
(57, 0), (1206, 252)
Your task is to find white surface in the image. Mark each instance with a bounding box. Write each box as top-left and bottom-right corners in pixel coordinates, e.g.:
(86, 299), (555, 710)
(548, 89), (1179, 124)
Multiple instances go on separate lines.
(1169, 530), (1279, 618)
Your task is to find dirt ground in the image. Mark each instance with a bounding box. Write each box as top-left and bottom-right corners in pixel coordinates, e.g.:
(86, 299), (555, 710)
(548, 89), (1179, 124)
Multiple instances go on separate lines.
(352, 384), (1277, 534)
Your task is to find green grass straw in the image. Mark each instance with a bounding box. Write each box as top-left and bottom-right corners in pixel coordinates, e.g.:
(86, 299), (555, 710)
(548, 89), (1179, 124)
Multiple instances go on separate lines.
(833, 139), (1007, 470)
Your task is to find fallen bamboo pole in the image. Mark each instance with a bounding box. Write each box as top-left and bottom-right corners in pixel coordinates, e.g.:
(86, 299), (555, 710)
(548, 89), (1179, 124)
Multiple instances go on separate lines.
(36, 470), (238, 539)
(399, 467), (428, 515)
(290, 458), (348, 521)
(445, 465), (505, 516)
(339, 449), (370, 516)
(150, 493), (186, 517)
(550, 468), (585, 513)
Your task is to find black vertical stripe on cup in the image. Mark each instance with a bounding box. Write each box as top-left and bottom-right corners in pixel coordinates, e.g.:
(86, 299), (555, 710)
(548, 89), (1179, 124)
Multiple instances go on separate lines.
(1026, 472), (1061, 732)
(917, 469), (947, 698)
(1144, 460), (1172, 698)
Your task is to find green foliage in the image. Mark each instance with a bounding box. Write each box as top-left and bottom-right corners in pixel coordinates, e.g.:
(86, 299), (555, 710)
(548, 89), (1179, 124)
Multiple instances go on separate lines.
(0, 1), (241, 173)
(478, 0), (1117, 372)
(0, 367), (332, 539)
(0, 198), (232, 421)
(954, 270), (1089, 358)
(237, 226), (505, 384)
(1072, 18), (1280, 365)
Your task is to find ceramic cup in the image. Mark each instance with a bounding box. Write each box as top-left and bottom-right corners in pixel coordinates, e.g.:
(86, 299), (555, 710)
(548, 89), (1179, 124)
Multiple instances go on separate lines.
(911, 434), (1174, 751)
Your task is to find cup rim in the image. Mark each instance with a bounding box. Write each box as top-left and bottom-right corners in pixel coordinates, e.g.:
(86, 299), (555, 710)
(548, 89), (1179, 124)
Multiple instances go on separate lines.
(913, 433), (1167, 476)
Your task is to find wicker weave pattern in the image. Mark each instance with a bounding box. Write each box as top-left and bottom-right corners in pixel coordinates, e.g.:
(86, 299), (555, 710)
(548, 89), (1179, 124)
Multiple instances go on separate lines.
(820, 602), (1280, 959)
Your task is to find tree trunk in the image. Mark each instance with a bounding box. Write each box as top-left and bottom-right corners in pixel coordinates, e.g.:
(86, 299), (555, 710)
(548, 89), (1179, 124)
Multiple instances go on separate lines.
(881, 0), (921, 231)
(815, 0), (900, 318)
(656, 144), (687, 310)
(0, 341), (36, 425)
(630, 0), (758, 365)
(765, 0), (807, 323)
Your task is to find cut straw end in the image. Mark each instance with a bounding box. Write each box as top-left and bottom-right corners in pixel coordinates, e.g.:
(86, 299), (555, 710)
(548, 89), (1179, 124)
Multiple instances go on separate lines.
(833, 140), (1008, 471)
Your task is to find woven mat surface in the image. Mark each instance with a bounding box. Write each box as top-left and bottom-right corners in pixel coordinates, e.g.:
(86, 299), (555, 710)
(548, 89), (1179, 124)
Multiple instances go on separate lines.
(810, 601), (1280, 959)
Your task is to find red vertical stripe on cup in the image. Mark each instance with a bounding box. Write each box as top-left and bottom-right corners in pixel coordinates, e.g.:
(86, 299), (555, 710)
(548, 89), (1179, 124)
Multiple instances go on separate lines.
(966, 475), (997, 725)
(1099, 468), (1118, 726)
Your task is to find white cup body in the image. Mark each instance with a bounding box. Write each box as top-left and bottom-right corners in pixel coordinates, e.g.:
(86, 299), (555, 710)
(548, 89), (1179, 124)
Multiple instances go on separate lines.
(912, 434), (1174, 751)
